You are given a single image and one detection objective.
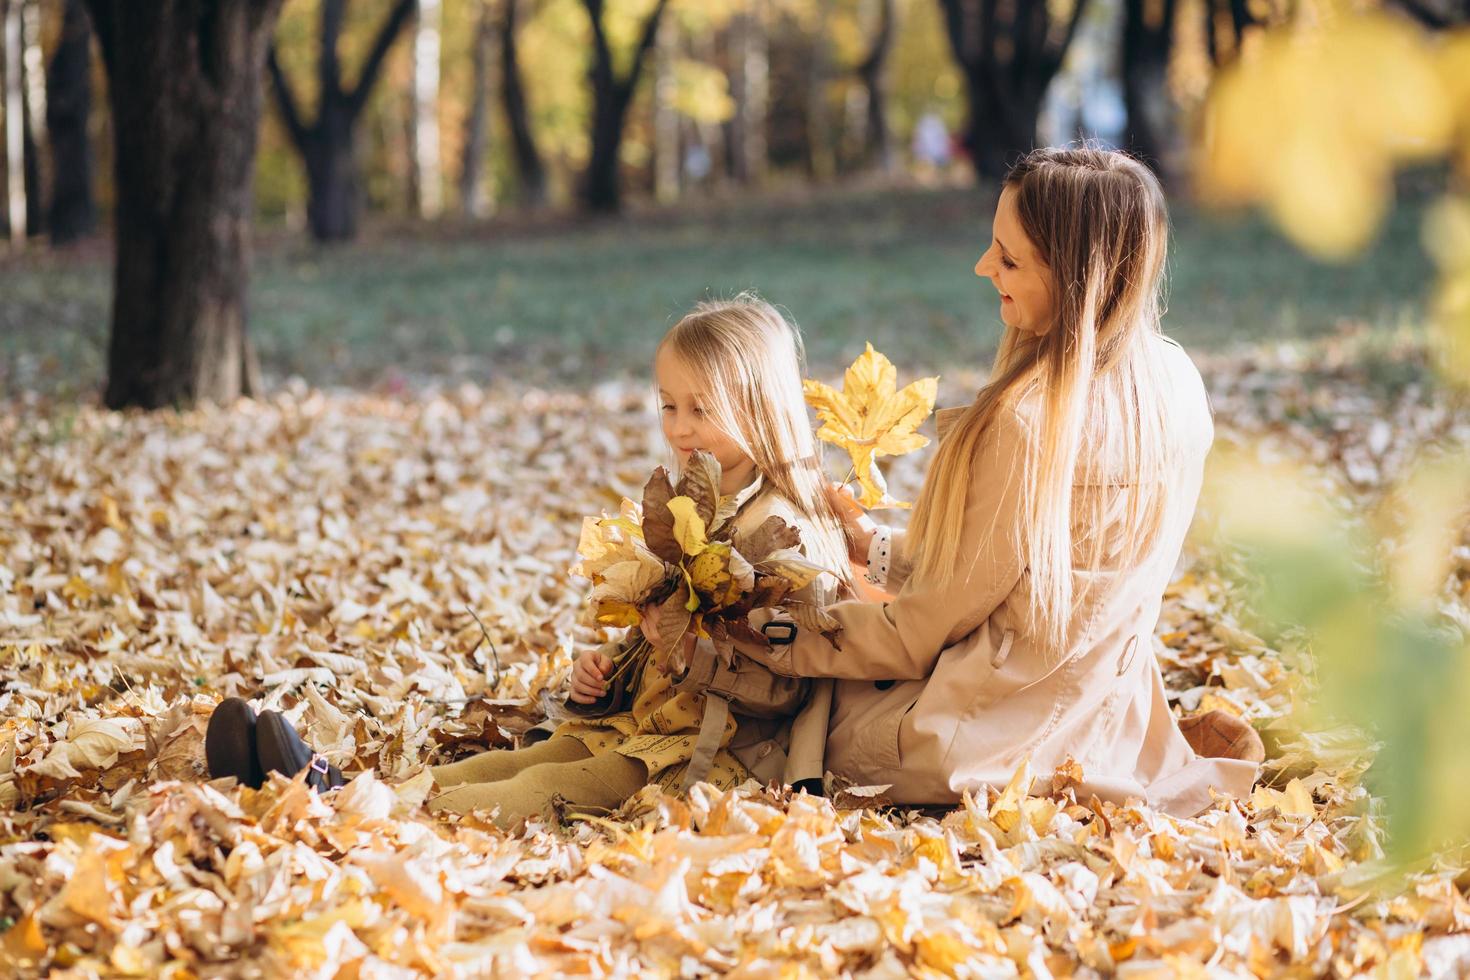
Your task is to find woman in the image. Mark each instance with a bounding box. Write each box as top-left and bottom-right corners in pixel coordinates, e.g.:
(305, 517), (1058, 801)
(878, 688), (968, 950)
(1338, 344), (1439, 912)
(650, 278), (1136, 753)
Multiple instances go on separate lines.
(737, 146), (1262, 816)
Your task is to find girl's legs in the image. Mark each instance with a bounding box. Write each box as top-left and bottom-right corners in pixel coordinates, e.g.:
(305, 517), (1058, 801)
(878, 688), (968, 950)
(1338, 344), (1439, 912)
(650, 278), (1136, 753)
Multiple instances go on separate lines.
(208, 700), (651, 827)
(205, 697), (265, 788)
(427, 750), (647, 828)
(429, 736), (591, 790)
(257, 709), (346, 790)
(205, 698), (344, 791)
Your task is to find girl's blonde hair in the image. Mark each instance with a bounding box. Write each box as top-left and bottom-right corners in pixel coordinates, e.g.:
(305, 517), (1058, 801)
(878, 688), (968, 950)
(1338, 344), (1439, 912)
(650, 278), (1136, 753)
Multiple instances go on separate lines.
(905, 145), (1175, 657)
(658, 293), (854, 594)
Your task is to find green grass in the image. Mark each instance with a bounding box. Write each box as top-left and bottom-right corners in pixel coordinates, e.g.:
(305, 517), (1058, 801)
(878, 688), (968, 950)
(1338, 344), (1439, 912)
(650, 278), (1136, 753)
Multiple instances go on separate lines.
(0, 182), (1436, 398)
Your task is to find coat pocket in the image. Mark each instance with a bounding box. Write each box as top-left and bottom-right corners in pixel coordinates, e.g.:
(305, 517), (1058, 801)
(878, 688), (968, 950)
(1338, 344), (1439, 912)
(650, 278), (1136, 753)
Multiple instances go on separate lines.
(865, 691), (920, 771)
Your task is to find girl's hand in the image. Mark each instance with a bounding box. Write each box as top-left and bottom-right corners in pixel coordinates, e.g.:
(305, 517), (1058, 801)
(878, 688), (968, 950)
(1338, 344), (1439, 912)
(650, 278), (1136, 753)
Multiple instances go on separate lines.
(825, 482), (878, 563)
(569, 649), (613, 703)
(639, 603), (696, 661)
(638, 603), (662, 647)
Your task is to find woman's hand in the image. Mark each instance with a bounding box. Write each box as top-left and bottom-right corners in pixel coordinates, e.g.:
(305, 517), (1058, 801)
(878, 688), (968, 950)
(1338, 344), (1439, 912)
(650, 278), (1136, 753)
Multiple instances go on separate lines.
(825, 482), (878, 563)
(569, 648), (613, 703)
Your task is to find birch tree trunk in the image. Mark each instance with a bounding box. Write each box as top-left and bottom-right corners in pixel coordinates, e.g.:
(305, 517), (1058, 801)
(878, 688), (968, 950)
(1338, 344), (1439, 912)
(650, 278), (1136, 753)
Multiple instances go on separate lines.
(408, 0), (441, 217)
(459, 0), (494, 217)
(728, 4), (768, 185)
(3, 0), (25, 245)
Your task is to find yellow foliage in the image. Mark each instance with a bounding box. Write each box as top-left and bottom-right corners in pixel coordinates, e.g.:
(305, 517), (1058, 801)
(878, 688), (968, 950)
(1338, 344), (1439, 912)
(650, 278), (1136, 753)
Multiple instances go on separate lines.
(1199, 14), (1456, 259)
(804, 343), (938, 509)
(666, 495), (709, 556)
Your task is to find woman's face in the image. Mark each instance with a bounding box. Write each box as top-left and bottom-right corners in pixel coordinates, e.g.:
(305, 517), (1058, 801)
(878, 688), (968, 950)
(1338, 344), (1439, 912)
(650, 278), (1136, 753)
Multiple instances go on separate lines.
(974, 187), (1055, 336)
(654, 347), (756, 494)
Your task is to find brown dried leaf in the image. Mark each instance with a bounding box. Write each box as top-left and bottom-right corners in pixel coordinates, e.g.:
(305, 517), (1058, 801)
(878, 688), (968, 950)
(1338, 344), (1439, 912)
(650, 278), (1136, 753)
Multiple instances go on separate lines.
(676, 449), (722, 529)
(732, 515), (803, 565)
(641, 466), (682, 564)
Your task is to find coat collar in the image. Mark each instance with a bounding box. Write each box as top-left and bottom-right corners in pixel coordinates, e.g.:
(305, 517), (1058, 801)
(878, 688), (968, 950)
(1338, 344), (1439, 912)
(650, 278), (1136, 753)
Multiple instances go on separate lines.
(724, 473), (766, 512)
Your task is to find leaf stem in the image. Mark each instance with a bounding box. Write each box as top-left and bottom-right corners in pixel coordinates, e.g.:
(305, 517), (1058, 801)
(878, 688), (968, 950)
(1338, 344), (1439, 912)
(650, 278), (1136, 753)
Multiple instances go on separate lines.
(465, 606), (502, 689)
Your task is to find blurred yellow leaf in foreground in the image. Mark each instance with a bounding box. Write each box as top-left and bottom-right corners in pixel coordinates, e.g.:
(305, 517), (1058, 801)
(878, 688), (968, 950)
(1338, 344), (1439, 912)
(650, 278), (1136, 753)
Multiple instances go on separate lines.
(1200, 13), (1458, 259)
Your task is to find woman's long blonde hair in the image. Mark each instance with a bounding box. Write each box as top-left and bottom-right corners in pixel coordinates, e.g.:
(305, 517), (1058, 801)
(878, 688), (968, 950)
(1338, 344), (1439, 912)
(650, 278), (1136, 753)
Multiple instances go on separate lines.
(658, 293), (854, 594)
(905, 145), (1176, 657)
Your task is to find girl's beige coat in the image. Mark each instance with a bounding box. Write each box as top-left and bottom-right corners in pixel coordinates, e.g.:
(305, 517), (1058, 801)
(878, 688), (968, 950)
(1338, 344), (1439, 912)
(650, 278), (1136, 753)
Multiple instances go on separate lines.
(743, 336), (1257, 816)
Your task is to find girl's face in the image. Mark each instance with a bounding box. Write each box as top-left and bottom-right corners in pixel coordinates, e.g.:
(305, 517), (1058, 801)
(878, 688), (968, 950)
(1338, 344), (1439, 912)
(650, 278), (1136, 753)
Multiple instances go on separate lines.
(974, 186), (1055, 336)
(655, 347), (757, 494)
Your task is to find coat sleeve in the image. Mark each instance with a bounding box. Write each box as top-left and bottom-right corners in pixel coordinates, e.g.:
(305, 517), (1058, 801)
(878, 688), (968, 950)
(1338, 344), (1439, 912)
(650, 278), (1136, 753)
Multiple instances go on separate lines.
(881, 528), (915, 592)
(740, 407), (1033, 681)
(783, 676), (832, 789)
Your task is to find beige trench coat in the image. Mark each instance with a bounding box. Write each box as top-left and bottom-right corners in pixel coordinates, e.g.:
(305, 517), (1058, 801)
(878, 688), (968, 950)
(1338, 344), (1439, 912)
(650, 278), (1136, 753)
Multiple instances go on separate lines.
(714, 483), (836, 789)
(740, 336), (1258, 817)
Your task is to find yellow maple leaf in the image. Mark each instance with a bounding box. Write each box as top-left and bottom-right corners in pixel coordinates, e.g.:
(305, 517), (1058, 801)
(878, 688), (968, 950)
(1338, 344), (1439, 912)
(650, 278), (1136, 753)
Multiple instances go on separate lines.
(589, 553), (668, 626)
(687, 544), (746, 610)
(988, 756), (1034, 835)
(1250, 777), (1316, 818)
(804, 343), (938, 509)
(666, 495), (709, 556)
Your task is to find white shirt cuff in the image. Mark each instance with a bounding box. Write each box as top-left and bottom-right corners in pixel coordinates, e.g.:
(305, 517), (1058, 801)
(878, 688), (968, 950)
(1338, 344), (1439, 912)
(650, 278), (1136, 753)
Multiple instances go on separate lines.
(864, 525), (893, 588)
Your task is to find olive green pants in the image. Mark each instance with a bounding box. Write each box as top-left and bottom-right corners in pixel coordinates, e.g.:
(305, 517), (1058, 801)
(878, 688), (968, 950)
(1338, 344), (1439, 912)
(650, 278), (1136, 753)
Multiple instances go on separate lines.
(426, 735), (647, 829)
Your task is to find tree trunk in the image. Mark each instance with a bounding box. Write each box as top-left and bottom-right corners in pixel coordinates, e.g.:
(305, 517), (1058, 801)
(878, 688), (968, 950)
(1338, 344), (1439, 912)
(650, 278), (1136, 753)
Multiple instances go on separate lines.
(938, 0), (1090, 181)
(459, 0), (493, 218)
(1121, 0), (1177, 181)
(3, 0), (24, 245)
(806, 1), (834, 181)
(267, 0), (416, 242)
(408, 0), (441, 217)
(727, 7), (768, 186)
(46, 0), (96, 244)
(19, 0), (42, 236)
(500, 0), (545, 207)
(580, 0), (669, 212)
(1203, 0), (1256, 66)
(301, 102), (361, 241)
(1386, 0), (1466, 29)
(652, 10), (678, 203)
(84, 0), (284, 409)
(583, 85), (623, 211)
(964, 73), (1045, 179)
(855, 0), (895, 175)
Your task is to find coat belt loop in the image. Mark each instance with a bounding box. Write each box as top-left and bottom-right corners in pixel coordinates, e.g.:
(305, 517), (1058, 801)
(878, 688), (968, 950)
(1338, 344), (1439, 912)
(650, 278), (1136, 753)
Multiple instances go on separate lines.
(1117, 635), (1139, 676)
(990, 628), (1016, 668)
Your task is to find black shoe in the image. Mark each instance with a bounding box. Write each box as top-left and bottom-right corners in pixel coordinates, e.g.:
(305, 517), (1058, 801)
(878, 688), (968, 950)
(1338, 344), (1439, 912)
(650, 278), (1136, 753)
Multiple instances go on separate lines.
(205, 697), (265, 789)
(256, 710), (346, 793)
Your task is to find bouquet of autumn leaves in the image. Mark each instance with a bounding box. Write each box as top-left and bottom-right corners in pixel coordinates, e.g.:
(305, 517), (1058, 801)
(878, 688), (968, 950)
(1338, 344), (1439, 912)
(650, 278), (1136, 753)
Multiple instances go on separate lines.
(572, 451), (835, 682)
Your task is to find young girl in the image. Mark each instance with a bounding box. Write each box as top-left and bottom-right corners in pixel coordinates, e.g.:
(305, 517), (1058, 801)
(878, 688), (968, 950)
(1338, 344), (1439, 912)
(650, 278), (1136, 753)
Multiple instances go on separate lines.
(204, 294), (852, 827)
